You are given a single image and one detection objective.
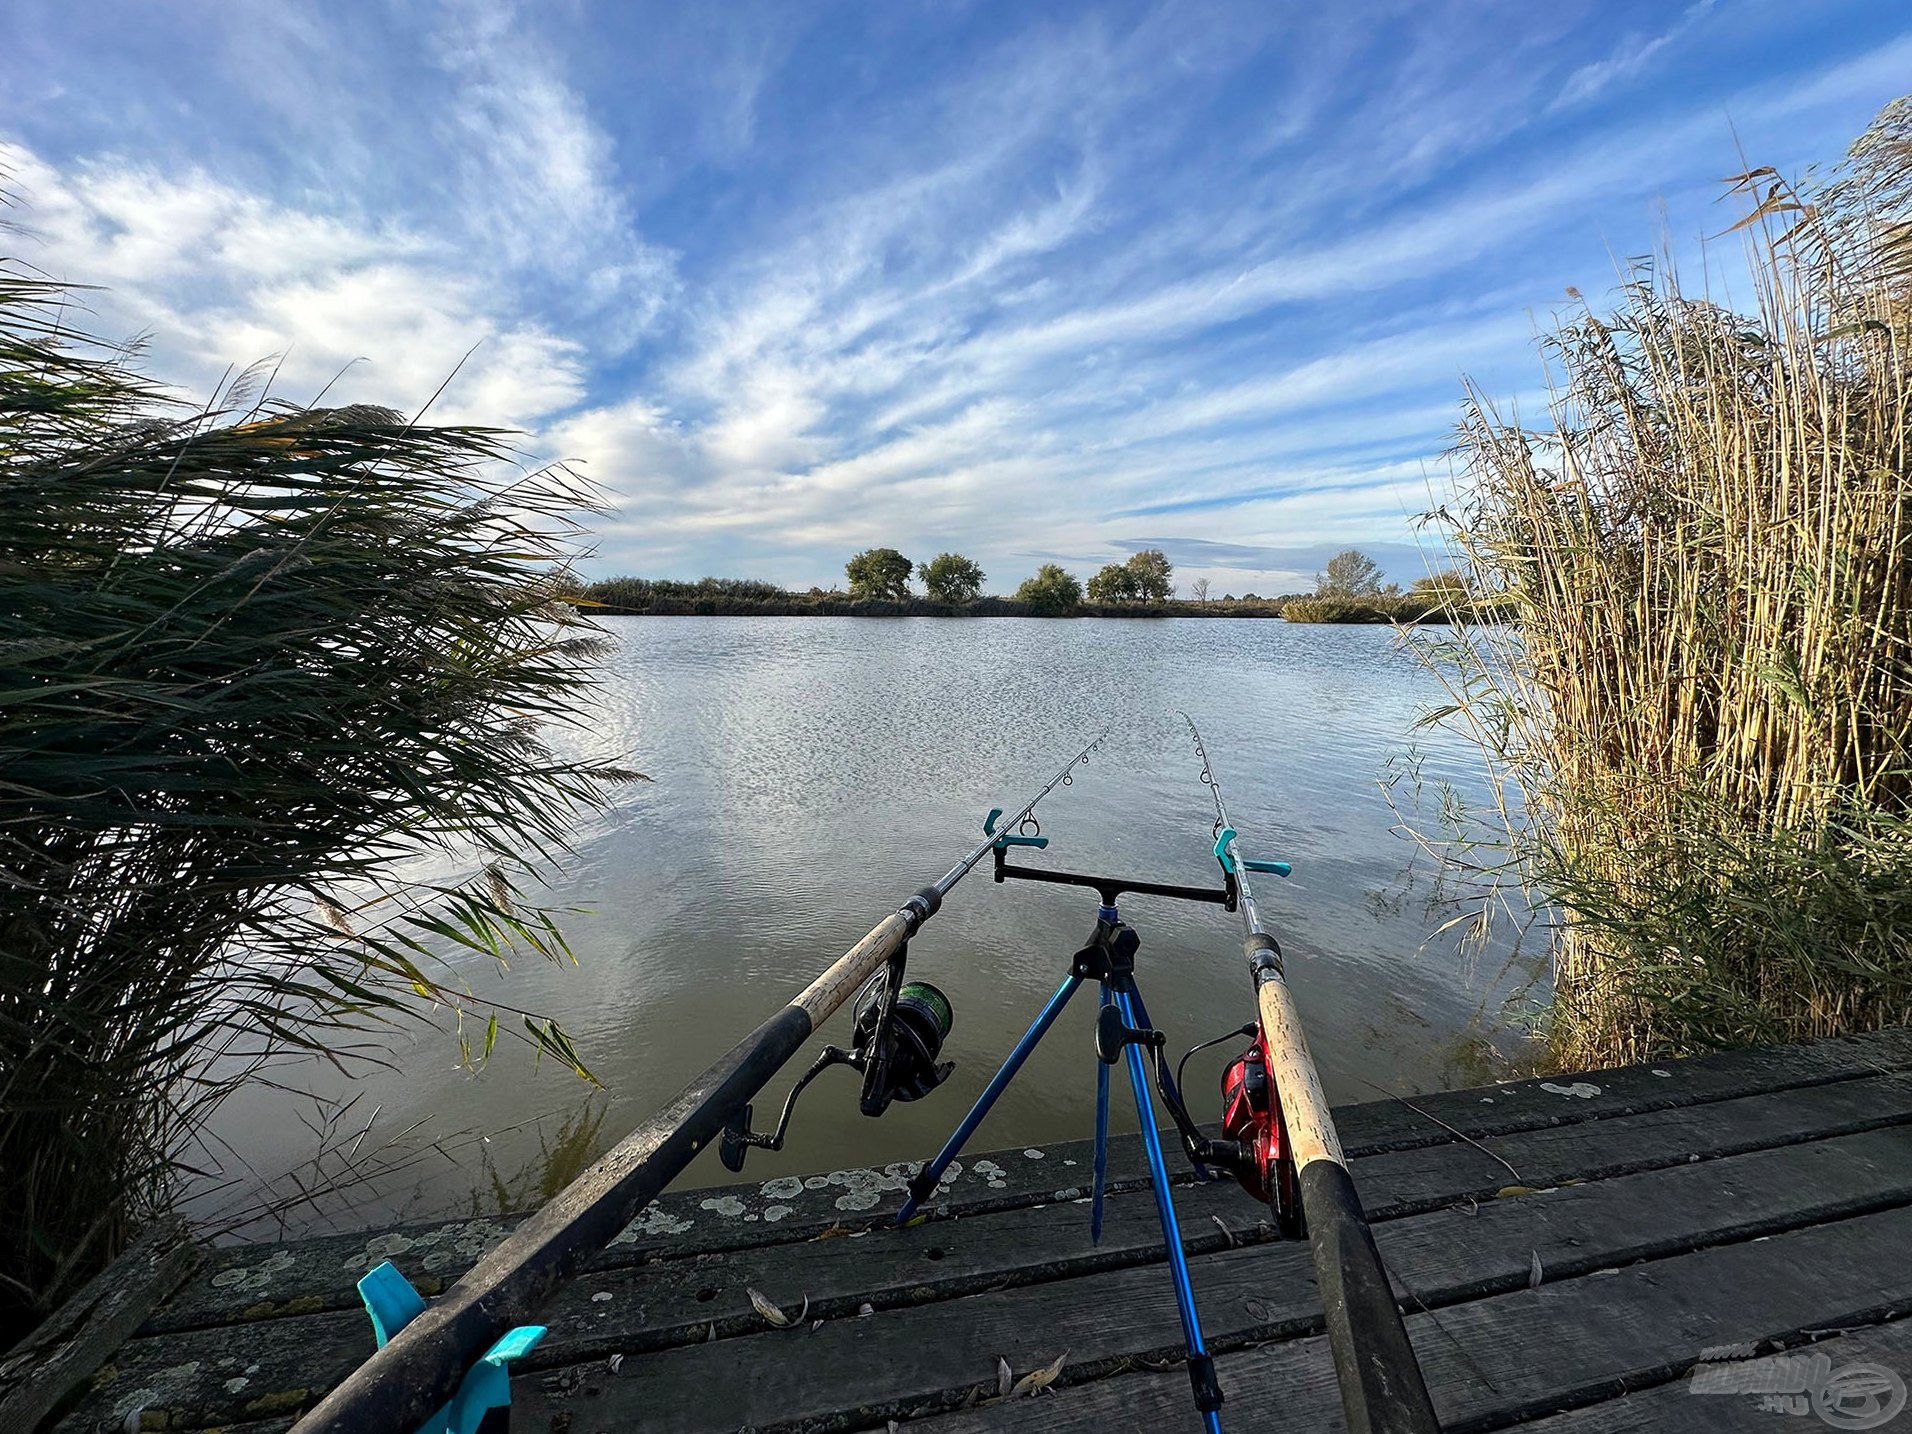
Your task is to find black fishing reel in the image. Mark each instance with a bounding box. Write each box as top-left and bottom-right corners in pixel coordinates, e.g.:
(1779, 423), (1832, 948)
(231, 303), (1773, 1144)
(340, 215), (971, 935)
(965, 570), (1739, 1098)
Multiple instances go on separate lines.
(851, 971), (955, 1110)
(720, 951), (954, 1172)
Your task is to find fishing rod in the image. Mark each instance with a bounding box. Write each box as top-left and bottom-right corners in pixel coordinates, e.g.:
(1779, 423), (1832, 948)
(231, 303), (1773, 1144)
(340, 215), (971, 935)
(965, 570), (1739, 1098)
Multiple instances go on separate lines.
(293, 730), (1107, 1434)
(895, 722), (1440, 1432)
(1182, 714), (1440, 1434)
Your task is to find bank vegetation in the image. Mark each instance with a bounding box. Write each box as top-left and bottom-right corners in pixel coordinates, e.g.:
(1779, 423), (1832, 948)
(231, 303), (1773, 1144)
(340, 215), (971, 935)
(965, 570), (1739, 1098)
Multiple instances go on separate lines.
(1419, 95), (1912, 1069)
(0, 239), (618, 1339)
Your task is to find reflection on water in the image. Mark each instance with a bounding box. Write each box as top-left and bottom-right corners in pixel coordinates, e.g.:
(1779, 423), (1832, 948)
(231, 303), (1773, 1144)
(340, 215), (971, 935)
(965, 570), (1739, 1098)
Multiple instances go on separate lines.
(467, 1101), (610, 1218)
(200, 616), (1538, 1238)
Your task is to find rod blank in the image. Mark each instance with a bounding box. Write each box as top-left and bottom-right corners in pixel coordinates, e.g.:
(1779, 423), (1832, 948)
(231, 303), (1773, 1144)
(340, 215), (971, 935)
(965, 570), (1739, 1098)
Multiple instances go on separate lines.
(293, 731), (1103, 1434)
(1185, 715), (1440, 1434)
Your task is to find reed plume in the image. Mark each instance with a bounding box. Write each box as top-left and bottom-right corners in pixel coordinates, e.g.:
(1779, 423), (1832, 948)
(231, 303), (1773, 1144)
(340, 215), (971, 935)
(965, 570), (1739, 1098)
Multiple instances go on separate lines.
(1420, 96), (1912, 1067)
(1, 237), (619, 1338)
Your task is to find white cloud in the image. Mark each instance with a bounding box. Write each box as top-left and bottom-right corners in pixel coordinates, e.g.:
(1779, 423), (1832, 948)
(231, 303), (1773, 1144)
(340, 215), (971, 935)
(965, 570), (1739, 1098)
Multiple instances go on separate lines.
(1552, 1), (1717, 112)
(6, 1), (1901, 590)
(2, 140), (585, 428)
(426, 0), (677, 338)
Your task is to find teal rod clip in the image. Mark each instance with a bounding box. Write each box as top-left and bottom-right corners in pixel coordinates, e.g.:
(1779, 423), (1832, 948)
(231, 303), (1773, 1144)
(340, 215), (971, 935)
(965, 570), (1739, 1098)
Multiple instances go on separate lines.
(1213, 827), (1290, 878)
(985, 807), (1048, 849)
(358, 1261), (546, 1434)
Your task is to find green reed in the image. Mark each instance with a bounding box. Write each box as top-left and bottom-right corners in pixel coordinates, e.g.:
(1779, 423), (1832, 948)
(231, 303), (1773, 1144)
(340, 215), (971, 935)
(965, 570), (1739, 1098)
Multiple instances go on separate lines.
(0, 251), (623, 1338)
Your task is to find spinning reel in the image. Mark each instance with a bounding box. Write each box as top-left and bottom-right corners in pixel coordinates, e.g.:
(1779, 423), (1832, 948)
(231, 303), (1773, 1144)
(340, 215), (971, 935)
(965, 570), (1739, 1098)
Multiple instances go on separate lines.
(1217, 1040), (1302, 1234)
(720, 950), (954, 1172)
(1096, 1000), (1303, 1238)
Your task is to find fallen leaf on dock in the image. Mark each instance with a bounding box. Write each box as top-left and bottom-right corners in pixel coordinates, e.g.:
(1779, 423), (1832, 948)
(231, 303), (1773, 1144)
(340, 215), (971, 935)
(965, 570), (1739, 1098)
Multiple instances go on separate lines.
(1496, 1184), (1541, 1198)
(1210, 1214), (1235, 1247)
(607, 1353), (624, 1374)
(997, 1355), (1013, 1396)
(1012, 1350), (1069, 1396)
(746, 1287), (810, 1329)
(748, 1287), (791, 1327)
(1529, 1252), (1543, 1288)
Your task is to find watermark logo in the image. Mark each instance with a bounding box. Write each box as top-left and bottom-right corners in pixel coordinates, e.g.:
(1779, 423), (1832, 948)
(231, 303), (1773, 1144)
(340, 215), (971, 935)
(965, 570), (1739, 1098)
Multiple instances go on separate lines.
(1690, 1345), (1907, 1429)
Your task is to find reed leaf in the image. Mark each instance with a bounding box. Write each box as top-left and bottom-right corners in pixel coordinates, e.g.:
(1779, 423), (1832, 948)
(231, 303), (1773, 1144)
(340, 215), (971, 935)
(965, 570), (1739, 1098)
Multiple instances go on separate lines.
(0, 226), (620, 1339)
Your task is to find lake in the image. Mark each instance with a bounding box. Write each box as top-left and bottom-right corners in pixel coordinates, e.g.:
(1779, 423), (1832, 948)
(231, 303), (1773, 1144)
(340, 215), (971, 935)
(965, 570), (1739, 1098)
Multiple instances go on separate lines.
(199, 616), (1535, 1236)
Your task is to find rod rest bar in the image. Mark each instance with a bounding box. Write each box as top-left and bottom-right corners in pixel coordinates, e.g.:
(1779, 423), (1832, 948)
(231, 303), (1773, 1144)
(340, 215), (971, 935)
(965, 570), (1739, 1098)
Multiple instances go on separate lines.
(993, 850), (1236, 909)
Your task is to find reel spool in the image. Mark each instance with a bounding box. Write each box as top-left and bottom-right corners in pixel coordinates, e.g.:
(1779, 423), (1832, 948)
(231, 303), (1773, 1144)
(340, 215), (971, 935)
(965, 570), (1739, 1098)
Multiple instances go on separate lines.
(1218, 1043), (1303, 1238)
(853, 974), (955, 1111)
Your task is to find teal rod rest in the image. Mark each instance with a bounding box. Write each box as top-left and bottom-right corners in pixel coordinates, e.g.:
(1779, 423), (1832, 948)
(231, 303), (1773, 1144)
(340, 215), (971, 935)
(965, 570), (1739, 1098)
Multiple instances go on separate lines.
(357, 1260), (546, 1434)
(1213, 827), (1290, 877)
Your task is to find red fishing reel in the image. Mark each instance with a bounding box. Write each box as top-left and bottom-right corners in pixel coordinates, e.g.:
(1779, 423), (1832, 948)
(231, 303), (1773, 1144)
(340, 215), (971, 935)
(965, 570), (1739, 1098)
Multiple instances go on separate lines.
(1219, 1039), (1303, 1238)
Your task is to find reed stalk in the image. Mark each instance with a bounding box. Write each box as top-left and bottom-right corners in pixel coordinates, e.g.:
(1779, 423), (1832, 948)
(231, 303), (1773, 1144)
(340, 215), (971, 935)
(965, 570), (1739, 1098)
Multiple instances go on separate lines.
(1417, 96), (1912, 1068)
(1, 232), (622, 1340)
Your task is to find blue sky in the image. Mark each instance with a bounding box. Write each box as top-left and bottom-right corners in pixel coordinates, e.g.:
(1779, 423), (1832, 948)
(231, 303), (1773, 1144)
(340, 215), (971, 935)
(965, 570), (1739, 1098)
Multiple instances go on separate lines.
(3, 1), (1907, 594)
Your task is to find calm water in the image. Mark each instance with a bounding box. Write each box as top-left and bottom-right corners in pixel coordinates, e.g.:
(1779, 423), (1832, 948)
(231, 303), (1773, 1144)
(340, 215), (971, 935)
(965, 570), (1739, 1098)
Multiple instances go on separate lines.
(201, 617), (1532, 1236)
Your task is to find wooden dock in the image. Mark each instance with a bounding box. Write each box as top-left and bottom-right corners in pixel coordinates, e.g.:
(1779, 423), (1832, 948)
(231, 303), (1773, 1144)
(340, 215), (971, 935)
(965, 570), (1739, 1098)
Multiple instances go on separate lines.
(48, 1026), (1912, 1432)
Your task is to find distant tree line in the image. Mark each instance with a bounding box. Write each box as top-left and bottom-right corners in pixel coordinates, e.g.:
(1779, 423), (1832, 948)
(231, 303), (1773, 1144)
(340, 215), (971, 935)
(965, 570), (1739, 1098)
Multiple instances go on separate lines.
(583, 575), (789, 610)
(1283, 549), (1502, 623)
(843, 547), (985, 603)
(840, 545), (1178, 611)
(571, 546), (1508, 623)
(1085, 549), (1173, 603)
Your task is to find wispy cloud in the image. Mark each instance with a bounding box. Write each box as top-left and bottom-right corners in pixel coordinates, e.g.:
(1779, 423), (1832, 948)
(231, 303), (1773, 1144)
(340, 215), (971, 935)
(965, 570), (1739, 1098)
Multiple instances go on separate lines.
(1552, 0), (1717, 112)
(1, 0), (1905, 592)
(426, 0), (676, 336)
(0, 139), (588, 428)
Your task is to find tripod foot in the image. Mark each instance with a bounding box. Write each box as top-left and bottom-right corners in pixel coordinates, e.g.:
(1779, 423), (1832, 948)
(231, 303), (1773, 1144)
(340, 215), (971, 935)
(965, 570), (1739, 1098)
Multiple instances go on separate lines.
(895, 1168), (941, 1225)
(1188, 1351), (1223, 1415)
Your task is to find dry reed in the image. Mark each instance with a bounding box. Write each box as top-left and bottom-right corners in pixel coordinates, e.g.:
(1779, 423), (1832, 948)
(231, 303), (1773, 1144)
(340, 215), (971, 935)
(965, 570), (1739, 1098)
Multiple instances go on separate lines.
(1417, 96), (1912, 1067)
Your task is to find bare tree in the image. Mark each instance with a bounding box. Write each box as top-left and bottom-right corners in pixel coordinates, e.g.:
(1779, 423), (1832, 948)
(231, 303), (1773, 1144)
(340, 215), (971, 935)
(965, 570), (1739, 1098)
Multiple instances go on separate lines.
(1190, 577), (1211, 604)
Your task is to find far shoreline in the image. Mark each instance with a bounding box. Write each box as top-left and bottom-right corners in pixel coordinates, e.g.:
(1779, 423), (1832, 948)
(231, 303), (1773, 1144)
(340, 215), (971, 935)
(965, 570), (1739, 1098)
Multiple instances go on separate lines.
(580, 597), (1466, 624)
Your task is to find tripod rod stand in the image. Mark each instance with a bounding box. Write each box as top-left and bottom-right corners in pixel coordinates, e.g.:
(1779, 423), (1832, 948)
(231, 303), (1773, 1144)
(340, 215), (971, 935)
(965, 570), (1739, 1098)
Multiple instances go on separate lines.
(894, 894), (1230, 1431)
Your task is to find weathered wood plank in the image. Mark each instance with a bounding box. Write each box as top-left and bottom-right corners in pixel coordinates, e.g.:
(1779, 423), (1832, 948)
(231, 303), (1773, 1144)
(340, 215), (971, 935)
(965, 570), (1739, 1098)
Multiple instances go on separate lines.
(146, 1025), (1912, 1335)
(1355, 1069), (1912, 1217)
(1334, 1022), (1912, 1155)
(147, 1136), (1132, 1333)
(73, 1079), (1912, 1431)
(917, 1204), (1912, 1434)
(496, 1074), (1912, 1360)
(501, 1127), (1912, 1433)
(63, 1178), (1263, 1433)
(0, 1218), (200, 1433)
(1519, 1315), (1912, 1430)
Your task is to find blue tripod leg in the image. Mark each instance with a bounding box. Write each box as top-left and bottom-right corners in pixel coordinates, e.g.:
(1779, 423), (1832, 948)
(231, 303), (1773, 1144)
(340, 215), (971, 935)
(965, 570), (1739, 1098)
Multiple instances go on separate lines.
(896, 973), (1083, 1225)
(1090, 979), (1112, 1244)
(1126, 983), (1211, 1182)
(1117, 983), (1224, 1433)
